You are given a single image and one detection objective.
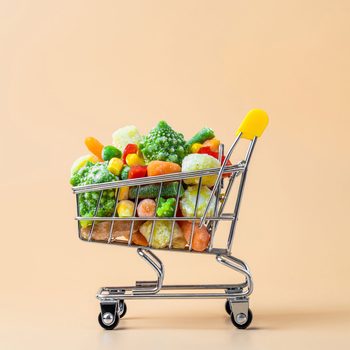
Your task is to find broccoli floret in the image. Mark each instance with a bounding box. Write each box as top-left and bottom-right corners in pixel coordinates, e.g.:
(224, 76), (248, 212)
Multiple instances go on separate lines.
(139, 121), (187, 165)
(70, 162), (118, 227)
(156, 197), (176, 217)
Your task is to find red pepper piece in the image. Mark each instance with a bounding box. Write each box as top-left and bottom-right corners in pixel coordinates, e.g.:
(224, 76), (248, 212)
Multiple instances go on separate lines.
(122, 144), (138, 163)
(128, 165), (148, 179)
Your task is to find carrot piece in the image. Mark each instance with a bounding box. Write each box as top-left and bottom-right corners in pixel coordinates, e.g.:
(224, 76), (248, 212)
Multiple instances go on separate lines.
(178, 221), (210, 252)
(132, 231), (148, 246)
(147, 161), (181, 177)
(85, 137), (104, 161)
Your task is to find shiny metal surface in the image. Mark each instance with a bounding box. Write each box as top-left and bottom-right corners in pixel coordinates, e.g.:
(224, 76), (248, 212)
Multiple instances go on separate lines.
(72, 135), (263, 316)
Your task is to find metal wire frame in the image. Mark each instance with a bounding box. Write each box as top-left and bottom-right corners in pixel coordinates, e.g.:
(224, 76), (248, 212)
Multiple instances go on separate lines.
(73, 136), (257, 255)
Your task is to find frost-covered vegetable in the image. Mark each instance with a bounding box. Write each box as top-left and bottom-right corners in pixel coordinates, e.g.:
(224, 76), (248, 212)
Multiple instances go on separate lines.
(117, 200), (135, 217)
(156, 197), (176, 217)
(181, 153), (221, 186)
(179, 221), (210, 252)
(180, 185), (216, 218)
(139, 121), (187, 165)
(147, 160), (181, 176)
(137, 199), (156, 217)
(70, 154), (99, 176)
(139, 221), (186, 249)
(107, 157), (124, 176)
(129, 182), (184, 199)
(185, 127), (215, 151)
(112, 125), (142, 152)
(84, 136), (104, 161)
(102, 145), (122, 161)
(70, 162), (118, 227)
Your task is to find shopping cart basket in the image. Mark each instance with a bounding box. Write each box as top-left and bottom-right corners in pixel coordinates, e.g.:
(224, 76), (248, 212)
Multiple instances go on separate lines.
(72, 109), (268, 330)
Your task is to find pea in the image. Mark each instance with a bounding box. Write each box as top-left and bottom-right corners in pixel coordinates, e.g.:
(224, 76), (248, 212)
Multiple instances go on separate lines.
(102, 145), (122, 161)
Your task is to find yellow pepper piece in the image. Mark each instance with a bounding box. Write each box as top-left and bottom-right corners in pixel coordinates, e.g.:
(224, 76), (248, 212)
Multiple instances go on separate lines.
(107, 157), (124, 176)
(190, 143), (203, 153)
(116, 200), (135, 217)
(126, 153), (145, 166)
(118, 186), (129, 200)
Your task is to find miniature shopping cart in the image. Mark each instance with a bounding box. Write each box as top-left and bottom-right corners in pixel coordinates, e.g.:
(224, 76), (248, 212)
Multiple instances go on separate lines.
(72, 109), (268, 330)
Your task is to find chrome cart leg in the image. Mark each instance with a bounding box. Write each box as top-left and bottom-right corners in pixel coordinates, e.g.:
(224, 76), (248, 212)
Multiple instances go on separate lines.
(217, 254), (253, 329)
(133, 248), (165, 294)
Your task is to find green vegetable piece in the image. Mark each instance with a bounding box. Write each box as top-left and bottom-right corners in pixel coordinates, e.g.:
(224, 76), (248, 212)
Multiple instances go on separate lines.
(185, 127), (215, 151)
(139, 120), (188, 165)
(156, 197), (176, 217)
(120, 165), (131, 180)
(70, 161), (118, 227)
(102, 145), (122, 161)
(128, 182), (184, 199)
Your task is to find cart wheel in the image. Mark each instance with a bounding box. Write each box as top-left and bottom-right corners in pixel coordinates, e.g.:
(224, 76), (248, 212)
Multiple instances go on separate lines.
(118, 300), (127, 319)
(225, 300), (231, 315)
(230, 309), (253, 329)
(98, 312), (120, 330)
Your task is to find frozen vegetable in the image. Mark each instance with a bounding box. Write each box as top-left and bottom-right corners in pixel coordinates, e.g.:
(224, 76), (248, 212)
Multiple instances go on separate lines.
(179, 185), (216, 218)
(139, 121), (187, 165)
(70, 162), (117, 227)
(70, 154), (99, 175)
(112, 125), (142, 152)
(117, 186), (129, 200)
(120, 165), (130, 180)
(156, 197), (176, 217)
(137, 199), (156, 217)
(117, 200), (135, 217)
(185, 127), (215, 151)
(107, 158), (124, 176)
(139, 221), (186, 249)
(202, 138), (220, 152)
(84, 136), (104, 161)
(102, 145), (122, 161)
(122, 144), (138, 163)
(126, 153), (145, 167)
(147, 161), (181, 177)
(190, 143), (202, 153)
(181, 153), (221, 186)
(178, 221), (210, 252)
(129, 182), (184, 199)
(131, 231), (148, 246)
(81, 220), (141, 242)
(128, 165), (148, 179)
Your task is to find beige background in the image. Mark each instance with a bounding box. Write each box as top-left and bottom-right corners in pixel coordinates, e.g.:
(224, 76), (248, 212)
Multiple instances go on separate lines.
(0, 0), (349, 349)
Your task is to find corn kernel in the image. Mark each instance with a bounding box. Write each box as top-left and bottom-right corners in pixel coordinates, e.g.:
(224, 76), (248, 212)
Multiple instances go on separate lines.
(118, 186), (129, 200)
(116, 200), (135, 217)
(190, 143), (203, 153)
(126, 153), (145, 166)
(107, 157), (124, 176)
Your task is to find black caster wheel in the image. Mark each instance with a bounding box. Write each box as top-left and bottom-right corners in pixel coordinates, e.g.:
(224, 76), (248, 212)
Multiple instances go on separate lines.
(98, 312), (120, 330)
(230, 309), (253, 329)
(118, 300), (127, 319)
(225, 300), (231, 315)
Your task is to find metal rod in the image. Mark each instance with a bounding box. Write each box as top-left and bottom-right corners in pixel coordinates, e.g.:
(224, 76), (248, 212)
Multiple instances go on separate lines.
(226, 138), (257, 252)
(128, 185), (140, 246)
(199, 133), (242, 227)
(88, 190), (103, 241)
(72, 165), (244, 194)
(169, 180), (182, 249)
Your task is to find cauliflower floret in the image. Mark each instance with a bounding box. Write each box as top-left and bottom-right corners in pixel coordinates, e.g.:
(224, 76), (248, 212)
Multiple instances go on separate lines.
(139, 221), (186, 249)
(180, 185), (216, 218)
(112, 125), (142, 152)
(181, 153), (221, 186)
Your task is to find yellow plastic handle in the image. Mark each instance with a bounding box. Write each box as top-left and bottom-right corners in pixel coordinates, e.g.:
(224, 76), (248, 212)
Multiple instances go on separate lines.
(236, 109), (269, 140)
